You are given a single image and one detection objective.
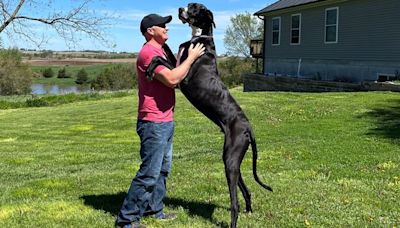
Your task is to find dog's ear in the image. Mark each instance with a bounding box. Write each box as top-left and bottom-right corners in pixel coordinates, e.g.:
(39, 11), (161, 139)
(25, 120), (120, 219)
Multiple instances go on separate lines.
(206, 9), (216, 28)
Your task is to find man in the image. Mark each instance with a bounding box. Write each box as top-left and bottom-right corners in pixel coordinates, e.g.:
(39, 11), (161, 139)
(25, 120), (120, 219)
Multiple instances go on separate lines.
(115, 14), (205, 228)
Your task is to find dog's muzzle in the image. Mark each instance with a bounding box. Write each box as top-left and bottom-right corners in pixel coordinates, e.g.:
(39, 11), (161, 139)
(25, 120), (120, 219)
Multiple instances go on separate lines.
(178, 7), (189, 24)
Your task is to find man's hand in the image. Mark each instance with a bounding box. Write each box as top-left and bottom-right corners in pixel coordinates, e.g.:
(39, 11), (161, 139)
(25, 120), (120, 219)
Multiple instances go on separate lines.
(155, 42), (205, 88)
(187, 43), (205, 62)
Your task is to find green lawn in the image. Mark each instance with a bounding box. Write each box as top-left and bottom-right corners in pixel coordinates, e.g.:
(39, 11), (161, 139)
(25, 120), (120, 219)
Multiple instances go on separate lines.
(0, 89), (399, 227)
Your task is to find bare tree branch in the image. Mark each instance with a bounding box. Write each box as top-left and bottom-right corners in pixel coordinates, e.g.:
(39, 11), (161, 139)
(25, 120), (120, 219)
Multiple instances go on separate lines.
(0, 0), (113, 49)
(0, 0), (24, 33)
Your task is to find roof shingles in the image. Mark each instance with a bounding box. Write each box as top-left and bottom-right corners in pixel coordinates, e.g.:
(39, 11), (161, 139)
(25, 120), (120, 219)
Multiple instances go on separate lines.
(255, 0), (325, 15)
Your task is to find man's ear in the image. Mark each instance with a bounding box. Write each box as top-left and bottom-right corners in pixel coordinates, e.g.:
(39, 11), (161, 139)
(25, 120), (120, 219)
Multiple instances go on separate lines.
(206, 10), (216, 28)
(143, 32), (152, 41)
(146, 27), (155, 36)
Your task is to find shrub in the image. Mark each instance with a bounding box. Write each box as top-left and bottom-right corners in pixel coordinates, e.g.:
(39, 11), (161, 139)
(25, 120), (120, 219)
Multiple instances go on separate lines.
(42, 67), (54, 78)
(91, 64), (136, 90)
(39, 50), (53, 58)
(75, 68), (89, 84)
(0, 49), (32, 95)
(218, 57), (255, 88)
(26, 97), (49, 107)
(92, 73), (110, 90)
(57, 67), (71, 78)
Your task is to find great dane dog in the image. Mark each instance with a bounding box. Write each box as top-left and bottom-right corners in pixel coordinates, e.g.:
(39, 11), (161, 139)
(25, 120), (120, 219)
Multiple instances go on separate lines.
(146, 3), (272, 227)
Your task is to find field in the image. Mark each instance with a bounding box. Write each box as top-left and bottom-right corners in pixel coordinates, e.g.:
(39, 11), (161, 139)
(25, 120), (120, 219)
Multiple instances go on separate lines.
(26, 58), (134, 66)
(28, 58), (135, 86)
(0, 89), (399, 227)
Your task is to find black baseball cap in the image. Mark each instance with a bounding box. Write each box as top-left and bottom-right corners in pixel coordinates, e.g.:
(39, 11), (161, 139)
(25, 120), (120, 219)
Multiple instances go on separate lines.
(140, 14), (172, 34)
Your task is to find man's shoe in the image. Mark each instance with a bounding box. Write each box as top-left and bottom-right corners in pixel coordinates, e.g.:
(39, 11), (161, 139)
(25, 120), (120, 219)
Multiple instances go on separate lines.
(153, 212), (177, 221)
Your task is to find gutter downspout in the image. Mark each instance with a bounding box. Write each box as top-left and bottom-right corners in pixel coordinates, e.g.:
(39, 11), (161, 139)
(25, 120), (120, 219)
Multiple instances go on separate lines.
(297, 58), (302, 78)
(257, 15), (266, 75)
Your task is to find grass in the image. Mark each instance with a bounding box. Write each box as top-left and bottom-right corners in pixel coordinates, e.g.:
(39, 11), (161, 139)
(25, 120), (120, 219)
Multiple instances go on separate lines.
(0, 91), (134, 109)
(1, 88), (399, 227)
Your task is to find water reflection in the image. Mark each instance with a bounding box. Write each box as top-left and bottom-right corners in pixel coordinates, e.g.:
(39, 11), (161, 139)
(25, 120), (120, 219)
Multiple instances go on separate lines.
(31, 84), (91, 95)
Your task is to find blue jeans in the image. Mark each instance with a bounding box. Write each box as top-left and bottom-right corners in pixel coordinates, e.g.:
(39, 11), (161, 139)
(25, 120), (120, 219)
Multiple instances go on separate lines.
(116, 120), (174, 224)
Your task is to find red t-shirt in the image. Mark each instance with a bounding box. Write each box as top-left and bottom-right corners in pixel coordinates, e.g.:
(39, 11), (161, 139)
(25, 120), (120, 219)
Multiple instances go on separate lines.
(136, 42), (175, 122)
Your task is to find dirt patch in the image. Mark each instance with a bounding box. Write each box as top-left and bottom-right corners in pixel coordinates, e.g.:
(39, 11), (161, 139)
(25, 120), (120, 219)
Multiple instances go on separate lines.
(25, 58), (136, 66)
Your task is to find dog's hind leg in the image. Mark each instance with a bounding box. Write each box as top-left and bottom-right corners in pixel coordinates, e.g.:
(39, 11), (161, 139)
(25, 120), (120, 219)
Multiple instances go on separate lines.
(238, 172), (252, 213)
(223, 127), (251, 228)
(223, 151), (240, 228)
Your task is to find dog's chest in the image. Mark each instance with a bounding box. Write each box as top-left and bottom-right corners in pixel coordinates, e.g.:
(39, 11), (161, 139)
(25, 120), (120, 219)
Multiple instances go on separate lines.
(176, 47), (185, 67)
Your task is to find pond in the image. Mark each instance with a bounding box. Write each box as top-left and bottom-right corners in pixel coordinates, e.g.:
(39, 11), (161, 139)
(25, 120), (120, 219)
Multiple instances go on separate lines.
(31, 84), (92, 95)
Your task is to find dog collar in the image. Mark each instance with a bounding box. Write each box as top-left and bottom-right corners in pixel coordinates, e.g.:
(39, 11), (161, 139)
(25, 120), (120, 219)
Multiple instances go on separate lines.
(192, 35), (213, 40)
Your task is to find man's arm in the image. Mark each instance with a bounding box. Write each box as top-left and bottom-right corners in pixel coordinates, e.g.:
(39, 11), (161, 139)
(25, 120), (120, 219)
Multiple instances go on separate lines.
(146, 56), (174, 80)
(155, 43), (204, 88)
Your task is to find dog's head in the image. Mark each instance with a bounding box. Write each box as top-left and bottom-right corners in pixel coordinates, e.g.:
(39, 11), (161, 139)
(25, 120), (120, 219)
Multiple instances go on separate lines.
(179, 3), (215, 36)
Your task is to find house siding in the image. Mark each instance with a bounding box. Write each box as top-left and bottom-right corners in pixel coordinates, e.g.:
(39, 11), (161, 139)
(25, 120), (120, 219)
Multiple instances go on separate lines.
(262, 0), (400, 82)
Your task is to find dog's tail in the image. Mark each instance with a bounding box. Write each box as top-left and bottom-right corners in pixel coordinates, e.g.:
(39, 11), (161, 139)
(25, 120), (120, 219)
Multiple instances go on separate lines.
(249, 129), (273, 192)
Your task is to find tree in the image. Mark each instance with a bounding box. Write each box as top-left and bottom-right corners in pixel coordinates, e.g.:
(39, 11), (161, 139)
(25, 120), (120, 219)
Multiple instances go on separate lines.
(0, 0), (113, 48)
(0, 49), (32, 95)
(91, 64), (136, 90)
(75, 68), (89, 84)
(57, 67), (71, 78)
(42, 67), (54, 78)
(224, 12), (263, 57)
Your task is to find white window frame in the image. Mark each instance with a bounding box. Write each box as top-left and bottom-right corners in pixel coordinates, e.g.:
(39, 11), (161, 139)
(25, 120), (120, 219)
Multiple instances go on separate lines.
(290, 13), (301, 45)
(325, 7), (339, 44)
(272, 17), (281, 46)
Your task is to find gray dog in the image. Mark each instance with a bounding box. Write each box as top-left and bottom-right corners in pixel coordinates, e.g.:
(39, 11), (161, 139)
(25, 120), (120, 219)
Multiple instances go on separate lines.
(146, 3), (272, 228)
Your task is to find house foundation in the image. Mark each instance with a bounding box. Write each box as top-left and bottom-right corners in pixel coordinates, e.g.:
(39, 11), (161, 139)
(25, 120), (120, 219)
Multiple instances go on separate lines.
(243, 73), (400, 92)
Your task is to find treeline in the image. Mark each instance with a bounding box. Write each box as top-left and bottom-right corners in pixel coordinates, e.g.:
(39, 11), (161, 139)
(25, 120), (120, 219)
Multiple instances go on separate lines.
(218, 57), (256, 88)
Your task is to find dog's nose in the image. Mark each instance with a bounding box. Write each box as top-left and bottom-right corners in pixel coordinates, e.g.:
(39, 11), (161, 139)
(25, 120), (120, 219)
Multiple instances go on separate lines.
(179, 8), (184, 14)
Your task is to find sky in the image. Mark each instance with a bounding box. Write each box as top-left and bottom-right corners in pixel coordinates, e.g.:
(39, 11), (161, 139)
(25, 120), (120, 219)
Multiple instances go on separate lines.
(1, 0), (275, 55)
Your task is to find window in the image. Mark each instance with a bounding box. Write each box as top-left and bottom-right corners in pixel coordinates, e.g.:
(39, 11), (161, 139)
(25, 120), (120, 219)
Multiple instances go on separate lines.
(325, 7), (339, 43)
(272, 17), (281, 45)
(291, 14), (301, 45)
